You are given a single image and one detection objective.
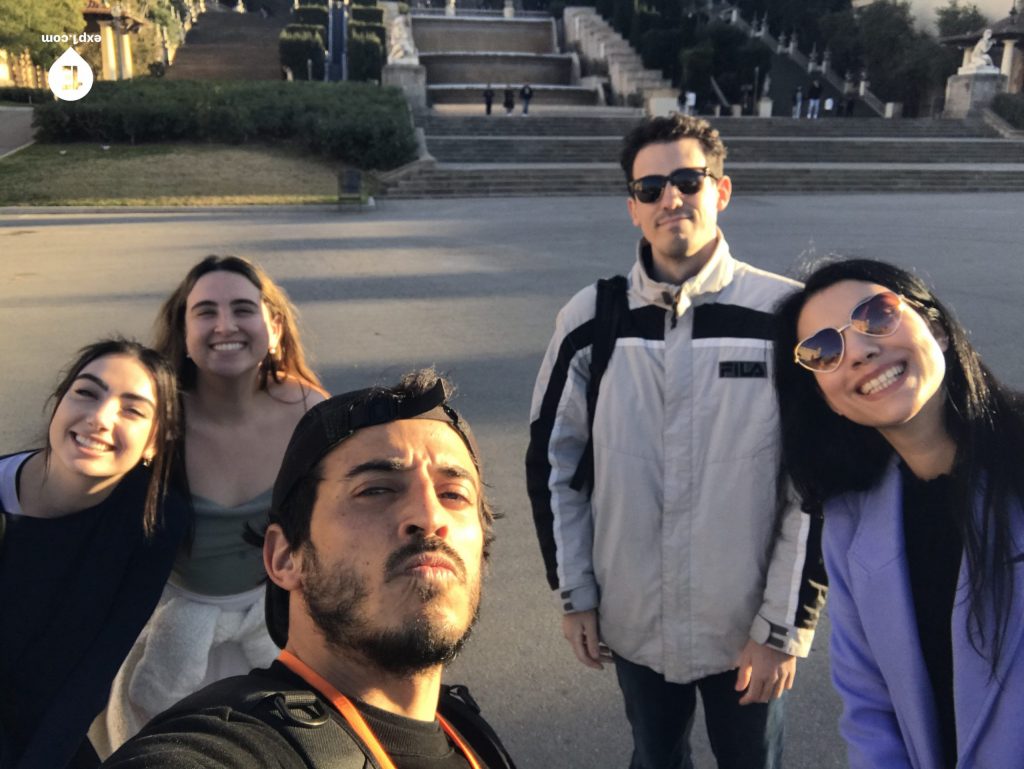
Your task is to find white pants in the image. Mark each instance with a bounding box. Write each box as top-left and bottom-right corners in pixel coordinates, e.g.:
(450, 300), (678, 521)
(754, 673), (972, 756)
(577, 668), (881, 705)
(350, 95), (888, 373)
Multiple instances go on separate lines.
(90, 582), (278, 758)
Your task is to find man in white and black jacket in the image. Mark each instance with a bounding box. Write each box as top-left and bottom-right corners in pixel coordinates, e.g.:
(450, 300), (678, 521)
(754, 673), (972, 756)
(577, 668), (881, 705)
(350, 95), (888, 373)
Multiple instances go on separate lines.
(526, 114), (827, 769)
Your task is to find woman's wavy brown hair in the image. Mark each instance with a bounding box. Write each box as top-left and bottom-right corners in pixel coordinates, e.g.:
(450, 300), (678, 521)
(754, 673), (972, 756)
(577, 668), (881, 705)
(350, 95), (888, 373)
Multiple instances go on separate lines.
(154, 255), (323, 394)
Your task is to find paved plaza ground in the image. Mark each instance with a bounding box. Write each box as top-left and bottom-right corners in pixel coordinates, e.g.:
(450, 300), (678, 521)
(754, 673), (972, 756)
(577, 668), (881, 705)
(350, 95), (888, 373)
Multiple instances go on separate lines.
(0, 106), (33, 159)
(1, 193), (1022, 768)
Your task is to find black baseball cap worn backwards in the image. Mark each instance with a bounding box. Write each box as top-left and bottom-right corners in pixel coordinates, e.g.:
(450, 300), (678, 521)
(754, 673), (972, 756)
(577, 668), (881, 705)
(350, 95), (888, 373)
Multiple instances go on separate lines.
(265, 377), (480, 647)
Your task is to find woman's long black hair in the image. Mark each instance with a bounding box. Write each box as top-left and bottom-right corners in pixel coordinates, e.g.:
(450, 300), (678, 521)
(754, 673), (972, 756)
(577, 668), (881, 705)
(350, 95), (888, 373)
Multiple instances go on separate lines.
(774, 258), (1024, 675)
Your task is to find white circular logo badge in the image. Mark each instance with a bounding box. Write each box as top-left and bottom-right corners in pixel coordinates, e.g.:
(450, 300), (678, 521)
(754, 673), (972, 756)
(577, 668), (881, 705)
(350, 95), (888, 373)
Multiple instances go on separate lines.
(48, 48), (94, 102)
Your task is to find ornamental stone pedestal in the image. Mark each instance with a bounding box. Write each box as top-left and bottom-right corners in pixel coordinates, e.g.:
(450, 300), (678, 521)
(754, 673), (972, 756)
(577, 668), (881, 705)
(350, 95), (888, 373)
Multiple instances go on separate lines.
(382, 63), (427, 111)
(944, 72), (1007, 117)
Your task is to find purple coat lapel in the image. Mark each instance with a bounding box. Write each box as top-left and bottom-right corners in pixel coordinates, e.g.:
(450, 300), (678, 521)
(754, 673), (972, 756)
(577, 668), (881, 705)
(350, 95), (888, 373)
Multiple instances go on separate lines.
(846, 460), (1024, 769)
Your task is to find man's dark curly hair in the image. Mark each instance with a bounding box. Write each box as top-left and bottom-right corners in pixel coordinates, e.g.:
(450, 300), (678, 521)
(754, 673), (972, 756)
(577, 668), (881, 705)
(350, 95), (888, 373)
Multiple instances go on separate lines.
(620, 114), (728, 182)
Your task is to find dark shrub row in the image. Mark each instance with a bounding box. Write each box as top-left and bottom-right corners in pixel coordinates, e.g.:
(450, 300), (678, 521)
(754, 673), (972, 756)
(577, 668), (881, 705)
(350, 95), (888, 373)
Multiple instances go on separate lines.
(280, 24), (327, 80)
(293, 5), (328, 26)
(0, 87), (50, 104)
(348, 33), (384, 83)
(348, 6), (384, 82)
(350, 6), (383, 24)
(32, 80), (416, 170)
(349, 20), (385, 47)
(278, 1), (384, 83)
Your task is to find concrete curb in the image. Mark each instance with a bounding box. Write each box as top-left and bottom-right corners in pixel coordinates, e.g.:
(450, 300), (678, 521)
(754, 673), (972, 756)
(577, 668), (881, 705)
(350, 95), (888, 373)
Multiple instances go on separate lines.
(0, 141), (34, 161)
(0, 201), (376, 216)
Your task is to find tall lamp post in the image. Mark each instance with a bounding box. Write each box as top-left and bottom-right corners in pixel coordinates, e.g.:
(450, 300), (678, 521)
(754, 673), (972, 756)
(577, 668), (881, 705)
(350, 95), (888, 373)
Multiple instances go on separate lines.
(325, 0), (348, 81)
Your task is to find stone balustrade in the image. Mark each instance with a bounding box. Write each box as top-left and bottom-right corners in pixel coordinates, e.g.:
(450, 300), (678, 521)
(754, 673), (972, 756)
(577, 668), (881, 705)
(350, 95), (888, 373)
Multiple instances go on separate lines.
(565, 6), (672, 105)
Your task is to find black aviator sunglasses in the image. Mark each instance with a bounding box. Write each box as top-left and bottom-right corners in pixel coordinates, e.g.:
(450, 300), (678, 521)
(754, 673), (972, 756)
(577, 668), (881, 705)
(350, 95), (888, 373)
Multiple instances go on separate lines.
(627, 167), (718, 203)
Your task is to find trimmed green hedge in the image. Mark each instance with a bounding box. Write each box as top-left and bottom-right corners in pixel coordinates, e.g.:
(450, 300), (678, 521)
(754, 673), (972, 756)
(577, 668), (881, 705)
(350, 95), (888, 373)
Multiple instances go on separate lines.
(283, 23), (327, 44)
(294, 5), (329, 26)
(0, 87), (50, 104)
(347, 33), (383, 83)
(349, 20), (386, 47)
(350, 6), (383, 24)
(993, 93), (1024, 130)
(32, 81), (416, 170)
(280, 24), (326, 80)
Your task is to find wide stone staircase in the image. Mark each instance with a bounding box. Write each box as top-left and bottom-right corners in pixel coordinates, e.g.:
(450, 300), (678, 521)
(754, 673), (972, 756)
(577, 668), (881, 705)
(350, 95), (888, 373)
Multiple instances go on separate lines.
(380, 114), (1024, 197)
(166, 8), (285, 81)
(412, 13), (599, 106)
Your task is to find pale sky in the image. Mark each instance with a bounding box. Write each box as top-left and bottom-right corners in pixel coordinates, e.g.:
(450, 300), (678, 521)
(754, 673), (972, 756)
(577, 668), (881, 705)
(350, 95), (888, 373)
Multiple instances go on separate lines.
(910, 0), (1016, 30)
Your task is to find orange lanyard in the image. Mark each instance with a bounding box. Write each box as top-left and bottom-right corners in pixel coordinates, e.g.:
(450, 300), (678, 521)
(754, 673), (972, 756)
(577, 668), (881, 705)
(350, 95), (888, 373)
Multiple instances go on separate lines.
(277, 650), (482, 769)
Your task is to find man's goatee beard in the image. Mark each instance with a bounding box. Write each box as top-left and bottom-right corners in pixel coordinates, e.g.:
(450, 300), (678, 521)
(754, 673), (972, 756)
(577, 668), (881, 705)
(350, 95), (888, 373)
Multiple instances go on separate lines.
(302, 542), (481, 678)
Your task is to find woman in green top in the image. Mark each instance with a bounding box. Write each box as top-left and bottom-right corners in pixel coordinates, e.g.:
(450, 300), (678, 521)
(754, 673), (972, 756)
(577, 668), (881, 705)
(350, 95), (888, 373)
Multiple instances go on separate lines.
(94, 256), (327, 755)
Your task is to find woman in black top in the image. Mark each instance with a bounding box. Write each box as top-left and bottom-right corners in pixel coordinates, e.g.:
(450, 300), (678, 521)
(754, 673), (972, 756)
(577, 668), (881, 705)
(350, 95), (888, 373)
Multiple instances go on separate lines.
(773, 259), (1024, 769)
(0, 339), (186, 769)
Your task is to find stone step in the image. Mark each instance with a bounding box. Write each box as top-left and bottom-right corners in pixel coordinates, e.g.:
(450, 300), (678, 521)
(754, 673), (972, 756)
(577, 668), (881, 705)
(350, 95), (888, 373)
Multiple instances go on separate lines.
(424, 136), (1024, 164)
(421, 114), (645, 136)
(420, 52), (574, 86)
(701, 117), (1000, 138)
(167, 43), (282, 80)
(167, 11), (285, 81)
(180, 11), (286, 45)
(382, 165), (1024, 197)
(428, 85), (598, 106)
(419, 115), (1000, 139)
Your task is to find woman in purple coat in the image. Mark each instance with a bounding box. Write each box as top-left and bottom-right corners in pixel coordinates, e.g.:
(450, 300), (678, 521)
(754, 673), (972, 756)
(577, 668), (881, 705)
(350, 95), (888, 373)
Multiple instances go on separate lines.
(773, 259), (1024, 769)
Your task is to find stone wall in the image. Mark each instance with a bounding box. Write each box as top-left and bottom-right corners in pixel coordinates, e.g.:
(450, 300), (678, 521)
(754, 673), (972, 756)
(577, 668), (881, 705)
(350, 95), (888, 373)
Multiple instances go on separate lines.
(420, 53), (573, 85)
(411, 16), (556, 54)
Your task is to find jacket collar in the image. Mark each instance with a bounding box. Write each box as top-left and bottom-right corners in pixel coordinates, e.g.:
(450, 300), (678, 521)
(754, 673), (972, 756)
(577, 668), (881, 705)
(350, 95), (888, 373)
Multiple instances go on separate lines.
(628, 231), (735, 319)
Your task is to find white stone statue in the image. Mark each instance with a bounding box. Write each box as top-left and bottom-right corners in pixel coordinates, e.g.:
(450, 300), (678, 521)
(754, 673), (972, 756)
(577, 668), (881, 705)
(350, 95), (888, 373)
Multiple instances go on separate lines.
(387, 15), (418, 64)
(970, 29), (995, 68)
(960, 28), (1000, 74)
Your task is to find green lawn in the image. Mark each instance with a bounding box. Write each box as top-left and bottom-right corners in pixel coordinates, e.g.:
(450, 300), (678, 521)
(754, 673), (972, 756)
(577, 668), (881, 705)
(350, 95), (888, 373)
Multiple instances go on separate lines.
(0, 143), (348, 206)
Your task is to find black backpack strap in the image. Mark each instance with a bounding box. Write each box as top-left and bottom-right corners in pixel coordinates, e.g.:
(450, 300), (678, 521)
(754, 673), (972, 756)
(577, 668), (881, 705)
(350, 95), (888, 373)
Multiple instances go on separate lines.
(152, 674), (375, 769)
(570, 274), (629, 495)
(439, 684), (517, 769)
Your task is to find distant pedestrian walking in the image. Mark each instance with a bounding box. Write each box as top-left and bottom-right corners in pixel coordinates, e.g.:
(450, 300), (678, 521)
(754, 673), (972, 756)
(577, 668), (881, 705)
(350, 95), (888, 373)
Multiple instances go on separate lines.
(504, 85), (515, 115)
(520, 83), (534, 115)
(792, 86), (803, 119)
(484, 83), (495, 115)
(807, 79), (822, 119)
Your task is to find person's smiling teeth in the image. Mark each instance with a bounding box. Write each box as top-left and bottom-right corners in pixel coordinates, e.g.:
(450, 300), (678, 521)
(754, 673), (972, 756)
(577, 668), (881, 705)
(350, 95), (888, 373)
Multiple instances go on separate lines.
(211, 342), (244, 351)
(74, 433), (112, 451)
(859, 363), (906, 395)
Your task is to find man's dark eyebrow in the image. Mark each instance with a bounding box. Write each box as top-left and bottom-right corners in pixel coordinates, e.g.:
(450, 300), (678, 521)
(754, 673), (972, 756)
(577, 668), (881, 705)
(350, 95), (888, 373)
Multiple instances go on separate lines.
(344, 459), (477, 484)
(438, 465), (476, 483)
(74, 373), (156, 408)
(345, 459), (408, 479)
